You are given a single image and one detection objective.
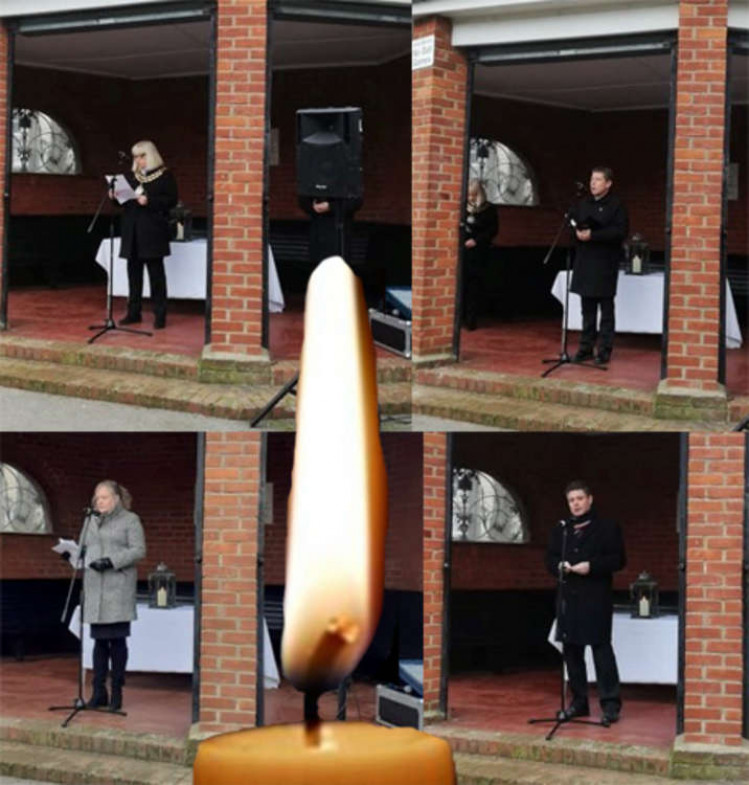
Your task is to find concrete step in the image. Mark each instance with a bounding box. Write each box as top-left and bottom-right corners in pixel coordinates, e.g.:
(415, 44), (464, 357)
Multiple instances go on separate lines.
(431, 727), (670, 777)
(0, 717), (188, 766)
(412, 384), (726, 431)
(0, 740), (191, 785)
(0, 357), (411, 423)
(453, 753), (728, 785)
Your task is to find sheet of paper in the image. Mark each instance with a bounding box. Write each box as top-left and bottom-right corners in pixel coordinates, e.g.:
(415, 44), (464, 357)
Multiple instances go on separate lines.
(52, 537), (80, 564)
(108, 174), (137, 205)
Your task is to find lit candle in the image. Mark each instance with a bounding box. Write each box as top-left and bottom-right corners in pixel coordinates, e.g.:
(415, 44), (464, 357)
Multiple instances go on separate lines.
(639, 594), (650, 618)
(157, 586), (167, 608)
(194, 257), (455, 784)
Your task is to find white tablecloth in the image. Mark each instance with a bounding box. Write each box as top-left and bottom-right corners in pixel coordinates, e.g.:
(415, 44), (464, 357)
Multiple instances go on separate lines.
(95, 238), (285, 313)
(70, 603), (279, 688)
(549, 612), (678, 685)
(551, 271), (742, 348)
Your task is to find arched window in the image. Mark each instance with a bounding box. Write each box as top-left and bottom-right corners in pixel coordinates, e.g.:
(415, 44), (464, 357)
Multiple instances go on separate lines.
(469, 138), (539, 206)
(0, 464), (53, 534)
(12, 108), (81, 175)
(452, 467), (530, 544)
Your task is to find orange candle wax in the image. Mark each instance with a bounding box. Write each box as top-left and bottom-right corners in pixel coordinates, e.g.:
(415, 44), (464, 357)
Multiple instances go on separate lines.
(194, 721), (456, 784)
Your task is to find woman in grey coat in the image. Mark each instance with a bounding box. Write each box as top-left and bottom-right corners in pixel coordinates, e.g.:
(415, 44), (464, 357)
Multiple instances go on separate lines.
(83, 480), (146, 711)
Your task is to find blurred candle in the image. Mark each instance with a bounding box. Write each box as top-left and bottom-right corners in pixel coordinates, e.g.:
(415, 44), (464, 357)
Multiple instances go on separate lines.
(194, 257), (455, 785)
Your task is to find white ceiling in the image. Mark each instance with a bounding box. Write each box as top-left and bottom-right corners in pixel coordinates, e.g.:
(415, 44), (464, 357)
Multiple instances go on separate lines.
(13, 19), (411, 80)
(476, 53), (748, 111)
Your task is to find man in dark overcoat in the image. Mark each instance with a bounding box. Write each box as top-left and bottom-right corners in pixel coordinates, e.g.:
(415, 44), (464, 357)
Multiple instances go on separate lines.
(570, 166), (628, 365)
(545, 480), (626, 723)
(299, 196), (362, 267)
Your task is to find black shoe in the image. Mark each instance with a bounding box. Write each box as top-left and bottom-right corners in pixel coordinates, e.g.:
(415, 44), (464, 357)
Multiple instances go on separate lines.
(86, 689), (108, 708)
(602, 708), (620, 724)
(110, 687), (123, 712)
(561, 702), (590, 720)
(153, 317), (166, 330)
(120, 314), (142, 325)
(573, 349), (594, 363)
(595, 350), (611, 365)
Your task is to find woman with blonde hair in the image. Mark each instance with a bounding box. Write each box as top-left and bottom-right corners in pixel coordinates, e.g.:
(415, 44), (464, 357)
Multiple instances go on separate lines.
(83, 480), (145, 712)
(114, 140), (178, 329)
(462, 179), (498, 330)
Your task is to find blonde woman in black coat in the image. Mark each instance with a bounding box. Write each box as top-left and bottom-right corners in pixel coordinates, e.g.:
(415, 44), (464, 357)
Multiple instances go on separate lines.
(115, 140), (178, 329)
(462, 179), (498, 330)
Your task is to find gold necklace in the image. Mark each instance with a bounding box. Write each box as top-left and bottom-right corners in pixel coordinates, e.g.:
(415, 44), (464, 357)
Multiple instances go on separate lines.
(134, 166), (166, 184)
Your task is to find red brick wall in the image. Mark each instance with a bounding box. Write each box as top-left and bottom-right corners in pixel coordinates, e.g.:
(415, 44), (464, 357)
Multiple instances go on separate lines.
(10, 67), (209, 218)
(199, 432), (262, 731)
(412, 18), (467, 362)
(423, 432), (448, 717)
(0, 433), (197, 581)
(472, 98), (670, 252)
(451, 433), (682, 593)
(683, 432), (745, 747)
(264, 433), (423, 592)
(665, 0), (728, 391)
(269, 57), (410, 225)
(208, 0), (268, 358)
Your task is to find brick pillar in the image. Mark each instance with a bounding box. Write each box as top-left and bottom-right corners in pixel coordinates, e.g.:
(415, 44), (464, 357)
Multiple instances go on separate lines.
(658, 0), (729, 416)
(412, 18), (467, 364)
(205, 0), (269, 367)
(198, 432), (262, 732)
(682, 432), (745, 746)
(423, 432), (448, 719)
(0, 23), (9, 331)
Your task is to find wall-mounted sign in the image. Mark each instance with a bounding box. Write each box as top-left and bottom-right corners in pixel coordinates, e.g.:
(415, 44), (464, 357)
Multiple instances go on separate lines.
(412, 35), (435, 71)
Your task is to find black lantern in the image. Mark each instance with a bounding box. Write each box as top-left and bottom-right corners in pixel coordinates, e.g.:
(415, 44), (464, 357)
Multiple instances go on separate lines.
(170, 201), (193, 242)
(148, 562), (177, 609)
(630, 571), (659, 618)
(626, 233), (650, 275)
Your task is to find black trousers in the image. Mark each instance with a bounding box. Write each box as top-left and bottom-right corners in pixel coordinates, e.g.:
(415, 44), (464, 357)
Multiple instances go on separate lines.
(462, 247), (488, 327)
(580, 296), (615, 354)
(92, 637), (128, 691)
(126, 254), (167, 321)
(564, 641), (621, 713)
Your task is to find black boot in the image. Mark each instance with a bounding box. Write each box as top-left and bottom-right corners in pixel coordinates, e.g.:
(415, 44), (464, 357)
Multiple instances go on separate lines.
(109, 638), (128, 711)
(87, 640), (109, 708)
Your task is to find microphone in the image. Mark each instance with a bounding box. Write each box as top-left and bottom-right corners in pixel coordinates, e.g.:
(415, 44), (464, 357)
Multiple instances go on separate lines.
(117, 150), (128, 162)
(84, 506), (102, 518)
(558, 518), (569, 528)
(574, 180), (587, 197)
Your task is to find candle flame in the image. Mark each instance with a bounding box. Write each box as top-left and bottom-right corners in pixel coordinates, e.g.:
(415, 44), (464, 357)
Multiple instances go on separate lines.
(281, 257), (387, 696)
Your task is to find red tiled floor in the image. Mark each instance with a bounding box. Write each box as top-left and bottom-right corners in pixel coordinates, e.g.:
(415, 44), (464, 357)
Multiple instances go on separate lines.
(5, 286), (395, 362)
(1, 656), (675, 749)
(443, 669), (677, 749)
(459, 316), (748, 397)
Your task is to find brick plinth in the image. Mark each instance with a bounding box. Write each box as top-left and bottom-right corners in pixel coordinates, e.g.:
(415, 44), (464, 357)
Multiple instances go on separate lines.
(423, 432), (449, 718)
(412, 18), (467, 364)
(683, 432), (745, 747)
(208, 0), (268, 360)
(0, 23), (9, 330)
(665, 0), (728, 392)
(199, 432), (262, 731)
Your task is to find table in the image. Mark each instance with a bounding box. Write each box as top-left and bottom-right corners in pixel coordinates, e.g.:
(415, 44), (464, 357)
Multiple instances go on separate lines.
(548, 612), (678, 685)
(551, 271), (742, 348)
(70, 604), (280, 688)
(95, 238), (285, 313)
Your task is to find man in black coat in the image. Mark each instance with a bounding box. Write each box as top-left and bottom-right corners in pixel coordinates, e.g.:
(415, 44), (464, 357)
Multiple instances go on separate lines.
(545, 480), (626, 724)
(570, 167), (628, 365)
(299, 196), (362, 267)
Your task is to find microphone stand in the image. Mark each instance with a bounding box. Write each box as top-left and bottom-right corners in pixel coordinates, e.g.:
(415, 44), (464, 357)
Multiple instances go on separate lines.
(87, 171), (152, 343)
(541, 209), (605, 378)
(528, 521), (607, 740)
(49, 509), (126, 726)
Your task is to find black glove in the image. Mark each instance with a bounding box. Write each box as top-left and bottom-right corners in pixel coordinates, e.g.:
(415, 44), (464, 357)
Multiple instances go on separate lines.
(89, 558), (114, 572)
(59, 552), (71, 562)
